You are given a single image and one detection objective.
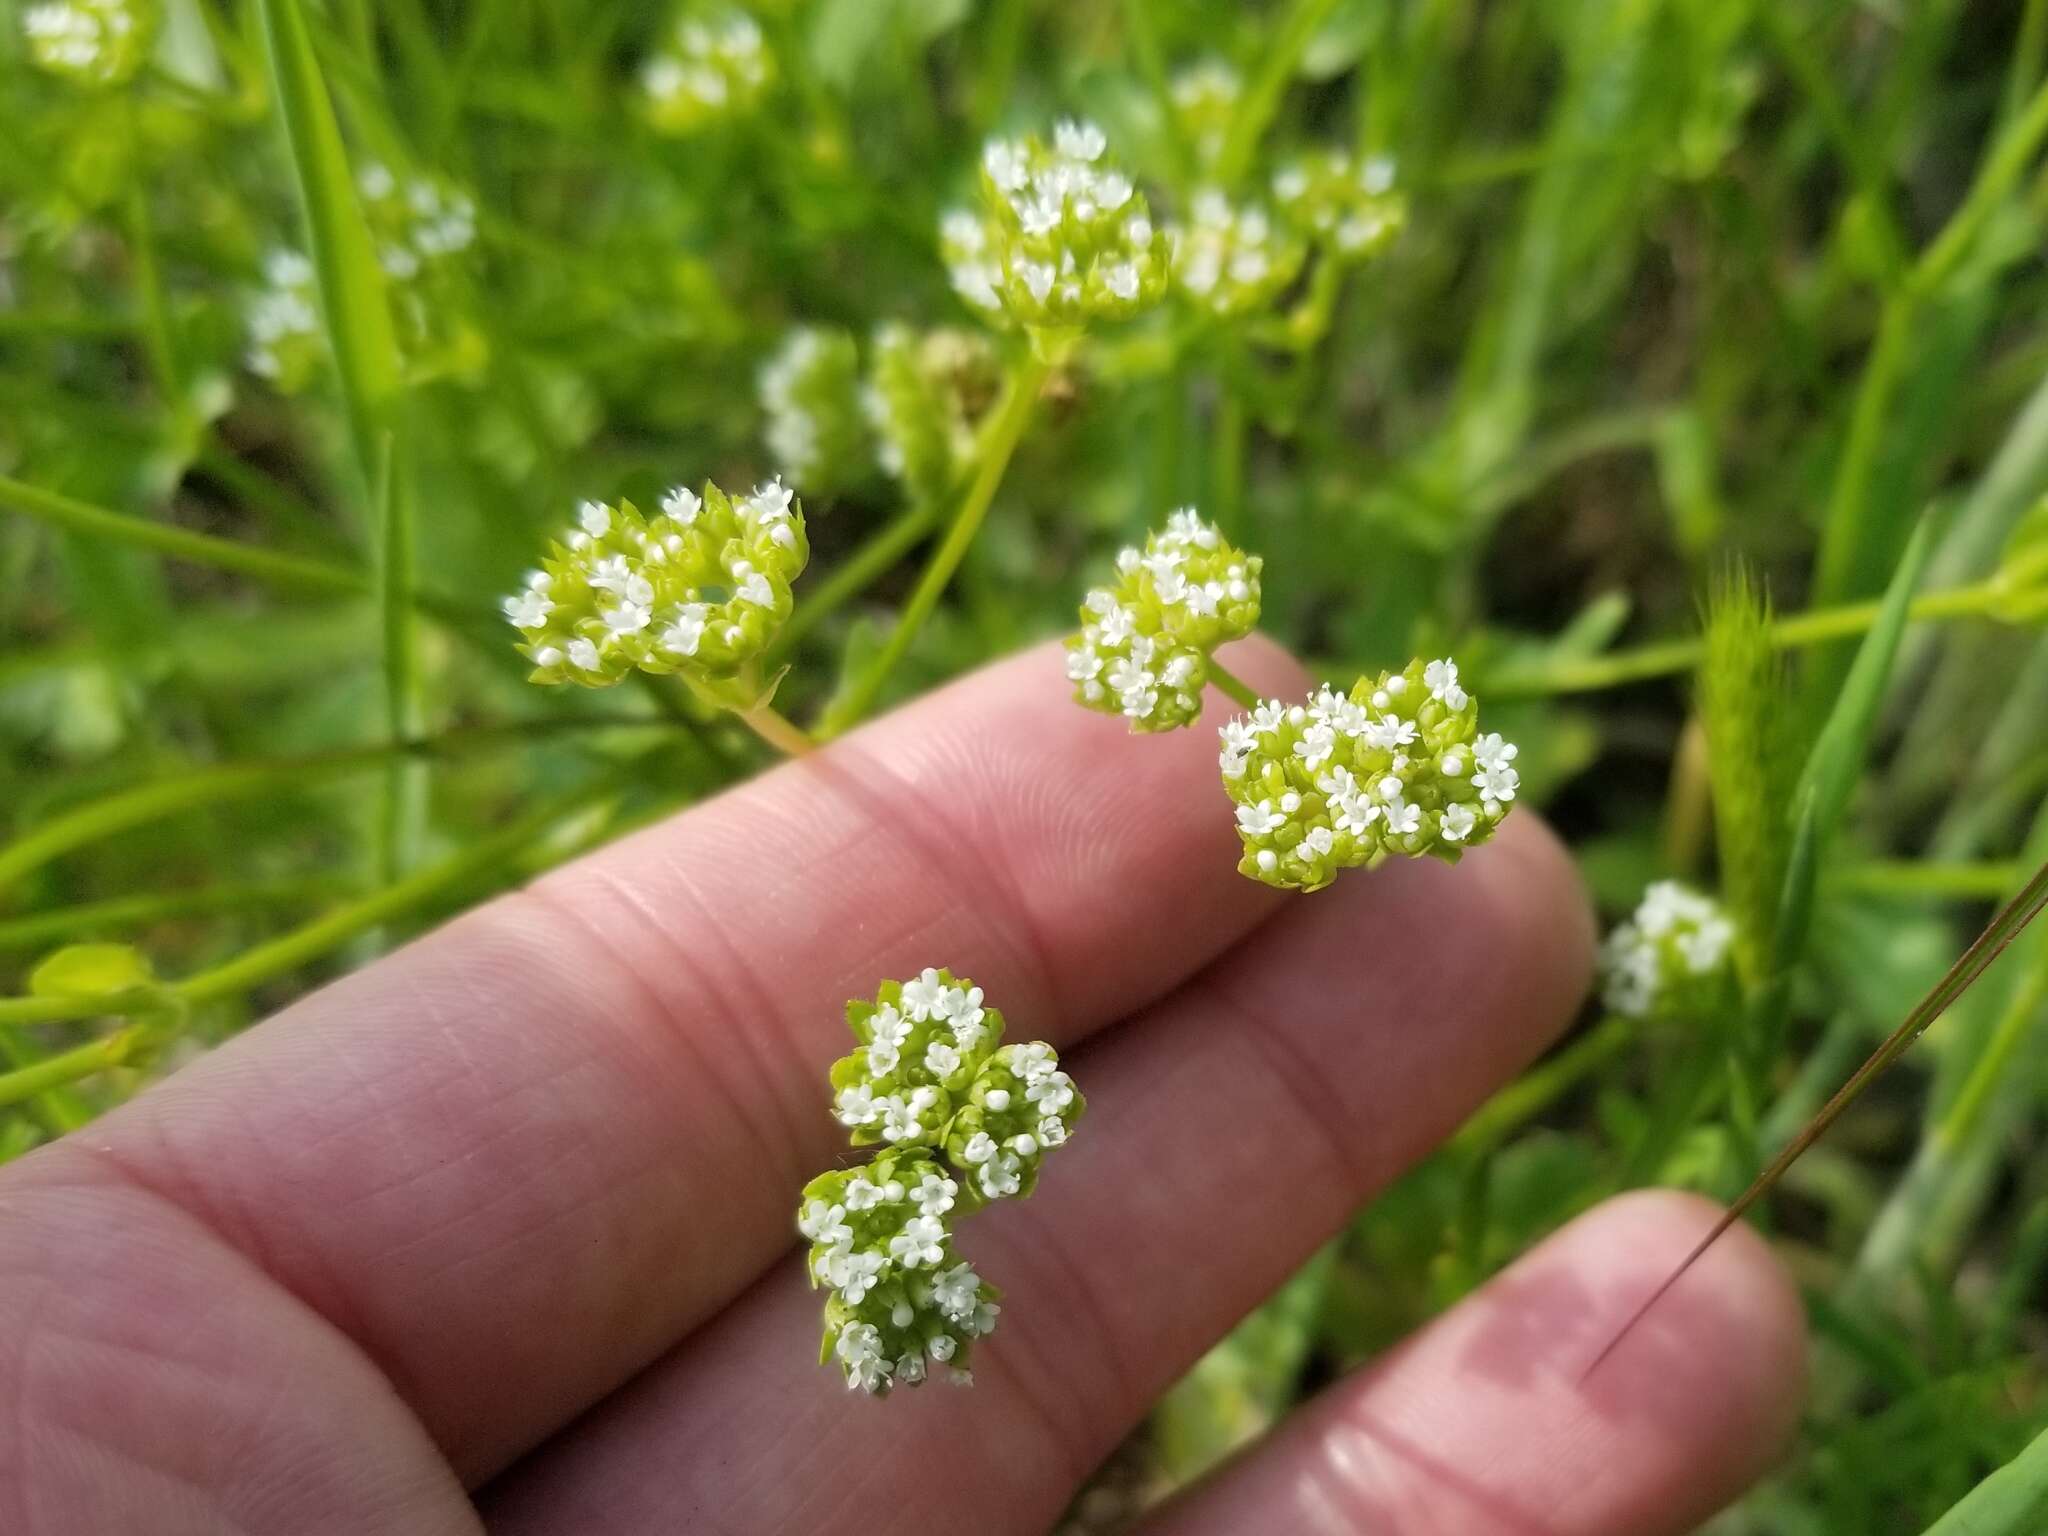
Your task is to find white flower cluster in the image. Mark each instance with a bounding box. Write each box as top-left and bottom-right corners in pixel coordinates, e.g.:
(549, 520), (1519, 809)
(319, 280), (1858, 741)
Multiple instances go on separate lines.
(863, 324), (999, 506)
(758, 328), (870, 496)
(1272, 149), (1407, 260)
(1170, 189), (1307, 319)
(941, 120), (1169, 331)
(245, 250), (323, 392)
(22, 0), (151, 87)
(1170, 60), (1241, 171)
(1221, 658), (1517, 890)
(504, 478), (807, 703)
(1600, 881), (1736, 1020)
(643, 9), (771, 135)
(801, 1149), (1001, 1395)
(807, 970), (1084, 1394)
(356, 164), (476, 284)
(1067, 510), (1262, 733)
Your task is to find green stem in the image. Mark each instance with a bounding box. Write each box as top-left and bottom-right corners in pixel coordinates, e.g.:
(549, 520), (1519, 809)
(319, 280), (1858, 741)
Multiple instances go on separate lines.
(1215, 0), (1345, 186)
(822, 353), (1049, 735)
(765, 498), (941, 667)
(0, 1027), (156, 1109)
(124, 177), (188, 425)
(737, 706), (814, 759)
(1451, 1014), (1636, 1160)
(1835, 860), (2025, 900)
(1205, 657), (1262, 711)
(0, 879), (343, 951)
(1486, 567), (2048, 698)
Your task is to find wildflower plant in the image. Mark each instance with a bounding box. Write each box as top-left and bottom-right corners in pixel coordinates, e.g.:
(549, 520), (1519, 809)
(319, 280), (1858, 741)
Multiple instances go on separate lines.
(863, 324), (1000, 506)
(759, 328), (872, 497)
(801, 969), (1082, 1394)
(1272, 149), (1407, 263)
(1600, 881), (1737, 1021)
(21, 0), (153, 88)
(505, 480), (808, 714)
(1170, 190), (1308, 320)
(1067, 510), (1263, 732)
(942, 120), (1170, 338)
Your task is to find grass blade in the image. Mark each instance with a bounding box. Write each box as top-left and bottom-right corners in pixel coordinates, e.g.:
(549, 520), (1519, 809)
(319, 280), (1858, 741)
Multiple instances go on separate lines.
(1918, 1423), (2048, 1534)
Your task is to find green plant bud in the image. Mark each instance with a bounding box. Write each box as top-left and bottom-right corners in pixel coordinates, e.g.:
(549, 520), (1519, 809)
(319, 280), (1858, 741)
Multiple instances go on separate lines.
(1599, 881), (1737, 1020)
(21, 0), (154, 88)
(1170, 190), (1307, 320)
(941, 120), (1170, 334)
(1221, 659), (1516, 891)
(831, 968), (1004, 1150)
(1067, 510), (1262, 733)
(504, 480), (808, 705)
(244, 249), (325, 395)
(944, 1042), (1085, 1205)
(1271, 149), (1406, 263)
(1170, 60), (1240, 172)
(758, 327), (871, 497)
(863, 323), (1001, 506)
(641, 7), (773, 135)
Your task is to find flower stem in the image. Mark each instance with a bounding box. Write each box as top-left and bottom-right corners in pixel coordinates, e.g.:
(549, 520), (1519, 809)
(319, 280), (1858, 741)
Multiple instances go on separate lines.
(821, 352), (1050, 736)
(1205, 657), (1262, 710)
(1450, 1013), (1636, 1160)
(739, 705), (815, 758)
(0, 1026), (157, 1111)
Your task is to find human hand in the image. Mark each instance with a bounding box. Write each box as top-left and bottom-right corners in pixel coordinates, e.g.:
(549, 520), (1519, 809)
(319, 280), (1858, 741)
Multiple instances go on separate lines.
(0, 639), (1805, 1535)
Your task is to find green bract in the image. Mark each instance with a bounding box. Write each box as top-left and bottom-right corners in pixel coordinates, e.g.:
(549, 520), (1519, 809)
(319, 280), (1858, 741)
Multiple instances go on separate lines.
(806, 969), (1083, 1394)
(759, 327), (870, 497)
(1171, 190), (1308, 320)
(1600, 881), (1737, 1020)
(641, 7), (773, 135)
(1221, 659), (1517, 891)
(1067, 510), (1263, 733)
(941, 120), (1170, 334)
(504, 480), (807, 709)
(864, 324), (1000, 506)
(21, 0), (154, 88)
(1272, 149), (1407, 262)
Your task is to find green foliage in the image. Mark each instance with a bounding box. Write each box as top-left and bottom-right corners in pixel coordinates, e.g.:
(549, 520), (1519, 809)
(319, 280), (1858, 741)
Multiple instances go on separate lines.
(4, 0), (2048, 1520)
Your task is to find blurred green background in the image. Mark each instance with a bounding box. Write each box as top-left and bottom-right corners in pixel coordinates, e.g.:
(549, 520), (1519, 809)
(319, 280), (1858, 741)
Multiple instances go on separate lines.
(5, 0), (2048, 1529)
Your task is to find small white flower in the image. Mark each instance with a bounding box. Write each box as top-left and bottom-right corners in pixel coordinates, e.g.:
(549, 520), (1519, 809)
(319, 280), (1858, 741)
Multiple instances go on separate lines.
(834, 1083), (880, 1127)
(978, 1156), (1023, 1199)
(889, 1214), (949, 1268)
(900, 969), (948, 1020)
(1237, 800), (1284, 836)
(924, 1041), (962, 1079)
(798, 1200), (850, 1245)
(1440, 802), (1477, 843)
(1294, 723), (1337, 771)
(913, 1173), (959, 1218)
(928, 1333), (959, 1363)
(1473, 733), (1518, 771)
(1423, 658), (1468, 709)
(1025, 1071), (1075, 1114)
(1054, 119), (1107, 160)
(662, 485), (701, 524)
(866, 1039), (901, 1076)
(503, 589), (553, 629)
(843, 1176), (884, 1211)
(566, 638), (602, 673)
(578, 500), (612, 537)
(962, 1131), (998, 1165)
(933, 1262), (982, 1323)
(1037, 1116), (1068, 1148)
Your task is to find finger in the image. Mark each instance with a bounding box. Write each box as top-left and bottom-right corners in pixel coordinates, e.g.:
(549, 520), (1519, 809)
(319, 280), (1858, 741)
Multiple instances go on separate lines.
(1140, 1191), (1807, 1536)
(482, 813), (1596, 1534)
(6, 636), (1302, 1486)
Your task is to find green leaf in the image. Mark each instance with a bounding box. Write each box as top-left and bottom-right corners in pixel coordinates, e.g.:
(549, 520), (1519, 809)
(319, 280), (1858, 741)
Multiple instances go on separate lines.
(1918, 1424), (2048, 1534)
(29, 942), (158, 1000)
(256, 0), (402, 484)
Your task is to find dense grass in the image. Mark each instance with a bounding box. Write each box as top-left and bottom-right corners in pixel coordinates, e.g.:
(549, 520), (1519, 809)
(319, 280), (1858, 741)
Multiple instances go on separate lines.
(5, 0), (2048, 1528)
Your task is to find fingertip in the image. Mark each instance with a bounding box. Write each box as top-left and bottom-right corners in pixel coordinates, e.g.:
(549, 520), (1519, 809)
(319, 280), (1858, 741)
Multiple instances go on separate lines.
(1464, 810), (1599, 1045)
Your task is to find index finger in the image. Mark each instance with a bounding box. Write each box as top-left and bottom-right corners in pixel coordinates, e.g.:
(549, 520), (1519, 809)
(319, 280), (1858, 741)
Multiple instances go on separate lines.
(6, 637), (1303, 1482)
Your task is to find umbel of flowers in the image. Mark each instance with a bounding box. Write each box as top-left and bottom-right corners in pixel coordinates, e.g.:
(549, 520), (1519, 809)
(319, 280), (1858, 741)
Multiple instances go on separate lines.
(21, 0), (153, 87)
(1170, 190), (1308, 320)
(1221, 659), (1518, 891)
(1600, 881), (1736, 1020)
(759, 328), (871, 497)
(642, 7), (773, 135)
(1066, 510), (1263, 732)
(245, 250), (323, 391)
(863, 324), (1000, 507)
(503, 478), (808, 712)
(1272, 148), (1407, 261)
(941, 120), (1170, 334)
(800, 969), (1084, 1394)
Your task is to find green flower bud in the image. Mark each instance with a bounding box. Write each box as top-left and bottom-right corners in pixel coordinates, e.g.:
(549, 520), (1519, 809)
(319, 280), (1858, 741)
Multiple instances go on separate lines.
(22, 0), (154, 88)
(1066, 510), (1262, 733)
(944, 1042), (1085, 1206)
(1600, 881), (1736, 1020)
(1220, 659), (1516, 891)
(759, 327), (871, 497)
(504, 480), (808, 707)
(1170, 190), (1307, 319)
(1272, 149), (1406, 263)
(800, 1149), (1000, 1394)
(642, 7), (773, 135)
(863, 323), (1001, 507)
(1170, 60), (1240, 172)
(830, 968), (1003, 1150)
(941, 120), (1170, 334)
